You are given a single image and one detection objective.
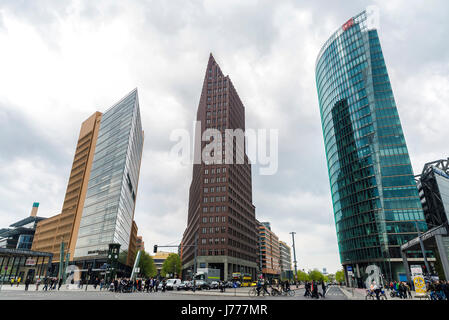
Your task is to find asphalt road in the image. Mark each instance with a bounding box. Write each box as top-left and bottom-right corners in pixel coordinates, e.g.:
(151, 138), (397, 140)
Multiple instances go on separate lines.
(0, 286), (348, 300)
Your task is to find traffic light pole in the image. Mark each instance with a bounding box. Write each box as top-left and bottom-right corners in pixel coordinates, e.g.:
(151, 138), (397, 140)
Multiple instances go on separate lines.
(154, 239), (198, 279)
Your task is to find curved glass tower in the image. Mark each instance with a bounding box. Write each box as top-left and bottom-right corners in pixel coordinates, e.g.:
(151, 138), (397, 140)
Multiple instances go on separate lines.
(316, 11), (427, 283)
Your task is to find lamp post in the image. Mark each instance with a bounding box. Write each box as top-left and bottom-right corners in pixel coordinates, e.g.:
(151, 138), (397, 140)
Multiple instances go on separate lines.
(290, 232), (298, 283)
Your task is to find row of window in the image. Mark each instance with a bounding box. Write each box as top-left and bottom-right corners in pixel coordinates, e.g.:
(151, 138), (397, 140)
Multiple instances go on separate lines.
(201, 227), (226, 234)
(204, 177), (227, 184)
(202, 206), (227, 213)
(204, 167), (226, 175)
(202, 216), (226, 223)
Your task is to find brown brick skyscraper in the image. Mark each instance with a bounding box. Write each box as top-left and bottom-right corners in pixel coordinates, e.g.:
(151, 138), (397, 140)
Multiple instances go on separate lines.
(181, 54), (258, 281)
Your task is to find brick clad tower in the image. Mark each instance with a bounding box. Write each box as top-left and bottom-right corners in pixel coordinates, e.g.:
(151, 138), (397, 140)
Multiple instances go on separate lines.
(181, 54), (258, 281)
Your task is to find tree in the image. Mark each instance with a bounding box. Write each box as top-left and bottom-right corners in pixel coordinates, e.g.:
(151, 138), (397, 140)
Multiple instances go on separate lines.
(308, 269), (324, 281)
(297, 270), (310, 282)
(335, 269), (345, 284)
(138, 251), (157, 278)
(161, 253), (182, 278)
(118, 250), (129, 265)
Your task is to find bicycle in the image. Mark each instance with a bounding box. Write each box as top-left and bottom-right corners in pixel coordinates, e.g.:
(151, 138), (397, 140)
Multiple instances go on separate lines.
(249, 287), (267, 297)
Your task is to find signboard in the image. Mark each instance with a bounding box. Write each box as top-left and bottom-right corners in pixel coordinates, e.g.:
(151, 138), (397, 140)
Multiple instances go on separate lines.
(347, 266), (353, 276)
(411, 266), (423, 277)
(25, 258), (36, 266)
(342, 18), (354, 31)
(413, 275), (427, 295)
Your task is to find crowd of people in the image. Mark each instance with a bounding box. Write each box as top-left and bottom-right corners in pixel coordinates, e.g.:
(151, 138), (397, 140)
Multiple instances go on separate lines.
(426, 280), (449, 300)
(303, 280), (327, 298)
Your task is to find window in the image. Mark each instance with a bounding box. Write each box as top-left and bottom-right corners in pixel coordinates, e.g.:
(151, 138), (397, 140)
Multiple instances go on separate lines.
(204, 178), (208, 183)
(203, 197), (208, 203)
(222, 216), (226, 222)
(209, 228), (214, 234)
(209, 238), (213, 244)
(215, 238), (219, 244)
(209, 217), (214, 223)
(203, 207), (208, 213)
(204, 188), (209, 193)
(201, 239), (206, 244)
(216, 216), (220, 222)
(202, 228), (207, 234)
(217, 168), (221, 174)
(202, 217), (207, 223)
(204, 169), (209, 174)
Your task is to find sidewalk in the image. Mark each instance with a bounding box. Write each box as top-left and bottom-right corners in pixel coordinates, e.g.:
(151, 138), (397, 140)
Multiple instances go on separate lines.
(339, 286), (423, 300)
(0, 284), (107, 292)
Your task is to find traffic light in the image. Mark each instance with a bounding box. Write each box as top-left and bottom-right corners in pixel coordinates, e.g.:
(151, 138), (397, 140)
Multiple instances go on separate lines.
(153, 245), (158, 253)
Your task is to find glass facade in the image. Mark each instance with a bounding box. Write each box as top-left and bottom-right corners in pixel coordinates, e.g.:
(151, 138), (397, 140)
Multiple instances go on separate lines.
(316, 11), (426, 280)
(74, 89), (143, 259)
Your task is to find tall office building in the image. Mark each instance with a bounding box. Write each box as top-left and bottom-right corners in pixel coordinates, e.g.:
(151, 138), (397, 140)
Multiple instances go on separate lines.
(32, 112), (102, 262)
(315, 11), (427, 283)
(279, 240), (292, 277)
(74, 89), (143, 265)
(33, 89), (143, 271)
(181, 54), (258, 281)
(257, 221), (281, 281)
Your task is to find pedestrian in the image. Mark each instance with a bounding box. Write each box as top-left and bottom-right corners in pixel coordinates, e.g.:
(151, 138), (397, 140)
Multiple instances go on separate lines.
(256, 279), (262, 296)
(43, 277), (49, 291)
(321, 281), (326, 298)
(25, 277), (30, 291)
(58, 277), (63, 290)
(100, 278), (104, 291)
(304, 281), (311, 297)
(311, 281), (319, 299)
(17, 276), (21, 287)
(35, 277), (41, 291)
(10, 277), (14, 287)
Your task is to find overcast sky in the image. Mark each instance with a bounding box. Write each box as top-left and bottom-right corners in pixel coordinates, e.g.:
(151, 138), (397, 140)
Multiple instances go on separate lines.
(0, 0), (448, 274)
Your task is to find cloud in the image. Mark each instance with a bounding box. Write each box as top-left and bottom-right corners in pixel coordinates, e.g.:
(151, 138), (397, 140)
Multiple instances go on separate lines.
(0, 0), (448, 274)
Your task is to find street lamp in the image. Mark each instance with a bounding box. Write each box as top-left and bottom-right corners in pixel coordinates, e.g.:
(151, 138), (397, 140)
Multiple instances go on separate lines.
(290, 232), (298, 283)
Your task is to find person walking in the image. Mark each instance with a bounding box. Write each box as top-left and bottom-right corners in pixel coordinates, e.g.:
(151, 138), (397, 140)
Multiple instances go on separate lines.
(24, 277), (30, 291)
(321, 281), (326, 298)
(35, 277), (41, 291)
(58, 277), (63, 290)
(10, 277), (14, 287)
(256, 278), (262, 296)
(43, 277), (49, 291)
(17, 276), (21, 287)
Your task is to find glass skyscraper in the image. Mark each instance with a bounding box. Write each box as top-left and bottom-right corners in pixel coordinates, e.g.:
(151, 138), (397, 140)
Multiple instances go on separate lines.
(74, 89), (143, 260)
(316, 11), (427, 283)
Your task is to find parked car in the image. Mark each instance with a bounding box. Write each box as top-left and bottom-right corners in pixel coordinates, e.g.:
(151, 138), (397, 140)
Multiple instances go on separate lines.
(164, 278), (181, 290)
(177, 281), (192, 291)
(193, 280), (210, 290)
(209, 281), (219, 289)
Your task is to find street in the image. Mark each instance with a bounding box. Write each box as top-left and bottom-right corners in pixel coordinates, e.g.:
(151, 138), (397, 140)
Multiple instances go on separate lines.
(0, 285), (348, 300)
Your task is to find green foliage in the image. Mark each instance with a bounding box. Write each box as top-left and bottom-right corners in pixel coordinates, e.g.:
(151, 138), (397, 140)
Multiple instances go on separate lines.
(118, 250), (129, 265)
(335, 270), (345, 284)
(308, 269), (325, 281)
(138, 251), (157, 278)
(161, 253), (182, 278)
(297, 270), (310, 282)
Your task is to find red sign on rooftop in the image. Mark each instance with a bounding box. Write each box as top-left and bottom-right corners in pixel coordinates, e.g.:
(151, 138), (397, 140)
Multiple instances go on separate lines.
(342, 18), (354, 31)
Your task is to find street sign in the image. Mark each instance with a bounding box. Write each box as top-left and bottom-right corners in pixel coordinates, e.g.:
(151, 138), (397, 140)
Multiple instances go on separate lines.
(411, 266), (423, 277)
(413, 275), (426, 296)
